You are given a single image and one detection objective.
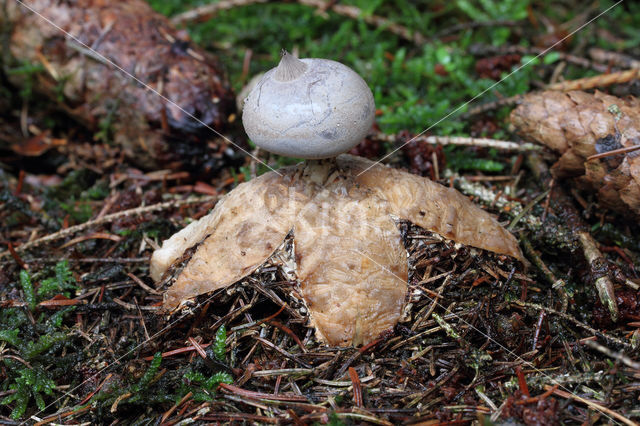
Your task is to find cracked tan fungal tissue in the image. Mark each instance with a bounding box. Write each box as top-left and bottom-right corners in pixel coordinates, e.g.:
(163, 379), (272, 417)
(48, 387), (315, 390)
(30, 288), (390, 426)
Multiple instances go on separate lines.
(151, 155), (522, 346)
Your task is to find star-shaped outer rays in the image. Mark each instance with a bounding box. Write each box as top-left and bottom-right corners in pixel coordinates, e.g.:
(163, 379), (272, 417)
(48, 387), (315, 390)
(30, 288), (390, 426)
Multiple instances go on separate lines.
(150, 154), (523, 347)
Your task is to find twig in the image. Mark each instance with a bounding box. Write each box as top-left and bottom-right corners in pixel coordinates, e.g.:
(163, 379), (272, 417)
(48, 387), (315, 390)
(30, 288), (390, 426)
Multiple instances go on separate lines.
(333, 338), (382, 380)
(583, 339), (640, 370)
(515, 384), (558, 405)
(25, 257), (149, 263)
(470, 44), (610, 73)
(374, 132), (540, 152)
(432, 20), (519, 39)
(452, 175), (542, 231)
(254, 336), (312, 368)
(58, 231), (121, 249)
(126, 272), (162, 295)
(218, 383), (307, 402)
(507, 190), (549, 231)
(514, 301), (630, 349)
(142, 343), (212, 361)
(525, 153), (620, 323)
(578, 231), (619, 322)
(460, 94), (524, 119)
(299, 0), (426, 44)
(532, 310), (546, 352)
(78, 373), (114, 405)
(187, 337), (208, 360)
(110, 392), (133, 413)
(521, 238), (568, 312)
(112, 298), (159, 311)
(589, 47), (640, 69)
(545, 385), (636, 426)
(0, 196), (218, 261)
(170, 0), (268, 25)
(515, 366), (530, 396)
(171, 0), (427, 45)
(160, 391), (192, 424)
(586, 144), (640, 161)
(546, 68), (640, 91)
(348, 367), (363, 408)
(252, 368), (313, 377)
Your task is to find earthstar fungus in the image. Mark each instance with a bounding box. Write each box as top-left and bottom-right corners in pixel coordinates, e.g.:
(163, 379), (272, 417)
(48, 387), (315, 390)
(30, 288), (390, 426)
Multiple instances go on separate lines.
(150, 53), (523, 346)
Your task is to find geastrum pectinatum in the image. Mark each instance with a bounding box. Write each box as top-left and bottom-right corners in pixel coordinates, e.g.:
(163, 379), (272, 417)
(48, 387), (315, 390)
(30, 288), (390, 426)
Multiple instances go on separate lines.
(150, 52), (523, 347)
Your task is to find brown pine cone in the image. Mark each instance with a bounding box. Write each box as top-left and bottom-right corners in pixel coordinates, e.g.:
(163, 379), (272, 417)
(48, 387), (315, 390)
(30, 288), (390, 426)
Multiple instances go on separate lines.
(510, 90), (640, 216)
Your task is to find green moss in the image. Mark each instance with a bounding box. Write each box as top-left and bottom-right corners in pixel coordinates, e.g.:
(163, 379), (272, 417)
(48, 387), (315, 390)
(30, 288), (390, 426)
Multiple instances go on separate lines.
(0, 267), (78, 419)
(181, 370), (233, 402)
(19, 269), (36, 311)
(6, 61), (45, 100)
(1, 368), (56, 420)
(38, 260), (78, 299)
(42, 169), (107, 225)
(0, 329), (19, 346)
(133, 352), (162, 392)
(214, 325), (226, 362)
(22, 332), (68, 360)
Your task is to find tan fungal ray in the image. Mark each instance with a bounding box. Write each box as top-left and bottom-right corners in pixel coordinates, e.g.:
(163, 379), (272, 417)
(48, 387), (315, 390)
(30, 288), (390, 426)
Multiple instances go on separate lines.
(339, 155), (524, 262)
(154, 166), (313, 310)
(295, 185), (408, 347)
(152, 154), (523, 345)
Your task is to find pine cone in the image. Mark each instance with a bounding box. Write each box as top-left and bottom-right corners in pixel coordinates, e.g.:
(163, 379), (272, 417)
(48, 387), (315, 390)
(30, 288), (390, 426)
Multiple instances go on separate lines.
(510, 90), (640, 216)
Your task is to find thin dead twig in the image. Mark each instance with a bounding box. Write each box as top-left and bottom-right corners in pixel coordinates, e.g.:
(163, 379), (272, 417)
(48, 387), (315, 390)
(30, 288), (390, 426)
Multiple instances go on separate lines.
(170, 0), (268, 25)
(470, 44), (610, 73)
(589, 47), (640, 69)
(171, 0), (426, 45)
(514, 301), (630, 349)
(583, 339), (640, 370)
(525, 152), (620, 323)
(254, 336), (312, 369)
(433, 20), (519, 39)
(0, 196), (218, 261)
(461, 94), (524, 119)
(586, 144), (640, 161)
(547, 68), (640, 91)
(578, 231), (619, 322)
(348, 367), (363, 408)
(374, 132), (540, 152)
(521, 239), (568, 312)
(545, 385), (636, 426)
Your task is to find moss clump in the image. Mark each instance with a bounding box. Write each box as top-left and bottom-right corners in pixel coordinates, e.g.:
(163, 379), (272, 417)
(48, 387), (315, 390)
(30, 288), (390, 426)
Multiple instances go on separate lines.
(0, 269), (76, 420)
(38, 260), (77, 299)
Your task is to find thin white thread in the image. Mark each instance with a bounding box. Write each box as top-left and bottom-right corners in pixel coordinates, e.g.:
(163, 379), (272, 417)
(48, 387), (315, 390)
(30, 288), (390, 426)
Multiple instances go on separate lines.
(282, 202), (626, 425)
(356, 0), (624, 177)
(13, 0), (626, 422)
(26, 290), (223, 424)
(27, 197), (621, 424)
(12, 0), (282, 177)
(354, 248), (623, 425)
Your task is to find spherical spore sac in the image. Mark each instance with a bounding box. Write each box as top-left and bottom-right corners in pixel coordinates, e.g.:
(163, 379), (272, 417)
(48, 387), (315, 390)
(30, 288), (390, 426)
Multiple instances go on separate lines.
(243, 54), (375, 159)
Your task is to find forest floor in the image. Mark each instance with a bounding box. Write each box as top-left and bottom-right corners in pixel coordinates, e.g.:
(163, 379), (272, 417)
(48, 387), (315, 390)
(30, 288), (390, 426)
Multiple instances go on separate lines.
(1, 0), (640, 424)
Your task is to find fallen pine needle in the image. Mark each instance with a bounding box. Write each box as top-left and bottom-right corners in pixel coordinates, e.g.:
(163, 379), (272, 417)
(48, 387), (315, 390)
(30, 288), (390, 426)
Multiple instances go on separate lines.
(160, 391), (192, 424)
(218, 383), (307, 402)
(142, 343), (212, 361)
(348, 367), (363, 408)
(0, 196), (218, 260)
(58, 232), (122, 249)
(544, 385), (636, 426)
